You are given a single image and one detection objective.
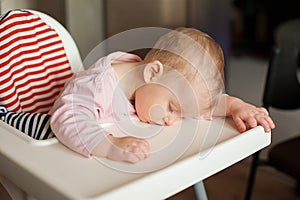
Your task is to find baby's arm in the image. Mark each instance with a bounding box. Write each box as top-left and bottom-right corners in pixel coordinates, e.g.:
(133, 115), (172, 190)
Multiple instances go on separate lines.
(51, 94), (150, 163)
(50, 75), (149, 163)
(213, 95), (275, 133)
(92, 135), (150, 163)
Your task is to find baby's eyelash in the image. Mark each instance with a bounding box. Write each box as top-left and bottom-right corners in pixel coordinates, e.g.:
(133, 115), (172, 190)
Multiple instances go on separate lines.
(169, 103), (174, 112)
(169, 102), (179, 113)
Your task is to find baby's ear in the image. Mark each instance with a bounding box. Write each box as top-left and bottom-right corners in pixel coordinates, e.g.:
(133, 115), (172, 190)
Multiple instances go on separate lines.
(143, 60), (163, 83)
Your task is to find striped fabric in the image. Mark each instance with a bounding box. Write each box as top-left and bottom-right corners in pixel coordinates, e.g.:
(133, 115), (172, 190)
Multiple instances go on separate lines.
(0, 105), (53, 140)
(0, 10), (73, 113)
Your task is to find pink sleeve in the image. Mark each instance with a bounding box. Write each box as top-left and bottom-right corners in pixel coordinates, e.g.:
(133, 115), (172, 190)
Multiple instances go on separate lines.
(50, 75), (109, 158)
(116, 52), (142, 63)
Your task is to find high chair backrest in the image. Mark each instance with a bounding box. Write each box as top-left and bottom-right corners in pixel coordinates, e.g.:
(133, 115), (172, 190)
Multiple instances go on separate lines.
(263, 19), (300, 110)
(0, 9), (82, 113)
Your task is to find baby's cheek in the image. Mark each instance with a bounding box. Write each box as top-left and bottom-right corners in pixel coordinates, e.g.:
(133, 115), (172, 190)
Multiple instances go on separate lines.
(149, 105), (165, 125)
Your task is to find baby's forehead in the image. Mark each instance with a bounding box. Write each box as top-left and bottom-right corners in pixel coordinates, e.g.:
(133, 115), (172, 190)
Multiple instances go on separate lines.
(158, 70), (210, 115)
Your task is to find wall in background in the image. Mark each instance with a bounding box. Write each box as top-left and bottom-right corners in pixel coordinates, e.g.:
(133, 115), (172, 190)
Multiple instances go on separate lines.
(0, 0), (231, 66)
(0, 0), (106, 60)
(105, 0), (187, 37)
(1, 0), (65, 26)
(1, 0), (37, 13)
(65, 0), (105, 60)
(188, 0), (231, 66)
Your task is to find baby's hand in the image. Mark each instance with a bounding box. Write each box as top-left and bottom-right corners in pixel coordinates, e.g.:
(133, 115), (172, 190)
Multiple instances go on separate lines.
(229, 99), (275, 133)
(95, 135), (150, 163)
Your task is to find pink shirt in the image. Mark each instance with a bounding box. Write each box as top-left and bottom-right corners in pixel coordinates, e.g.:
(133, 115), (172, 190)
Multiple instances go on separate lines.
(49, 52), (142, 157)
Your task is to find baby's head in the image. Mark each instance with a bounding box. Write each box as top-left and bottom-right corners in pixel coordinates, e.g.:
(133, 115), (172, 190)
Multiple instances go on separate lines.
(135, 28), (225, 125)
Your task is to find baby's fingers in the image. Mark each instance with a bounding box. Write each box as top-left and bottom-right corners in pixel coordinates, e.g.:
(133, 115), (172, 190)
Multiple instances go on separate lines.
(257, 107), (269, 115)
(125, 151), (144, 163)
(257, 116), (275, 133)
(246, 117), (258, 129)
(125, 140), (150, 163)
(233, 116), (247, 133)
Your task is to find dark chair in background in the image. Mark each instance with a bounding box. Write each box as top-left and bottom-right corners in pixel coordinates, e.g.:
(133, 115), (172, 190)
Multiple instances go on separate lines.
(245, 19), (300, 200)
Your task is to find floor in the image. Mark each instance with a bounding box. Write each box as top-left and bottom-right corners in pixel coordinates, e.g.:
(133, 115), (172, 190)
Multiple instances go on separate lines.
(1, 55), (299, 199)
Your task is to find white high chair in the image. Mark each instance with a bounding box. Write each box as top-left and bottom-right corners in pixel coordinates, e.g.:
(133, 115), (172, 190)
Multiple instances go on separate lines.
(0, 9), (271, 200)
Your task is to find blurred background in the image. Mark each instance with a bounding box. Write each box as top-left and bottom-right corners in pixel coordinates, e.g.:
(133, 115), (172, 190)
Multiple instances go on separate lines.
(1, 0), (299, 60)
(1, 0), (300, 199)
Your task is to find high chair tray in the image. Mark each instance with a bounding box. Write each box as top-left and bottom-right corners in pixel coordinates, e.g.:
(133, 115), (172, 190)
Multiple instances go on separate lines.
(0, 118), (270, 200)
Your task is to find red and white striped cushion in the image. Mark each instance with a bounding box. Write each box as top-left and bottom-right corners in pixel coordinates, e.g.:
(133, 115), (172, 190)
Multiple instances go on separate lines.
(0, 10), (73, 113)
